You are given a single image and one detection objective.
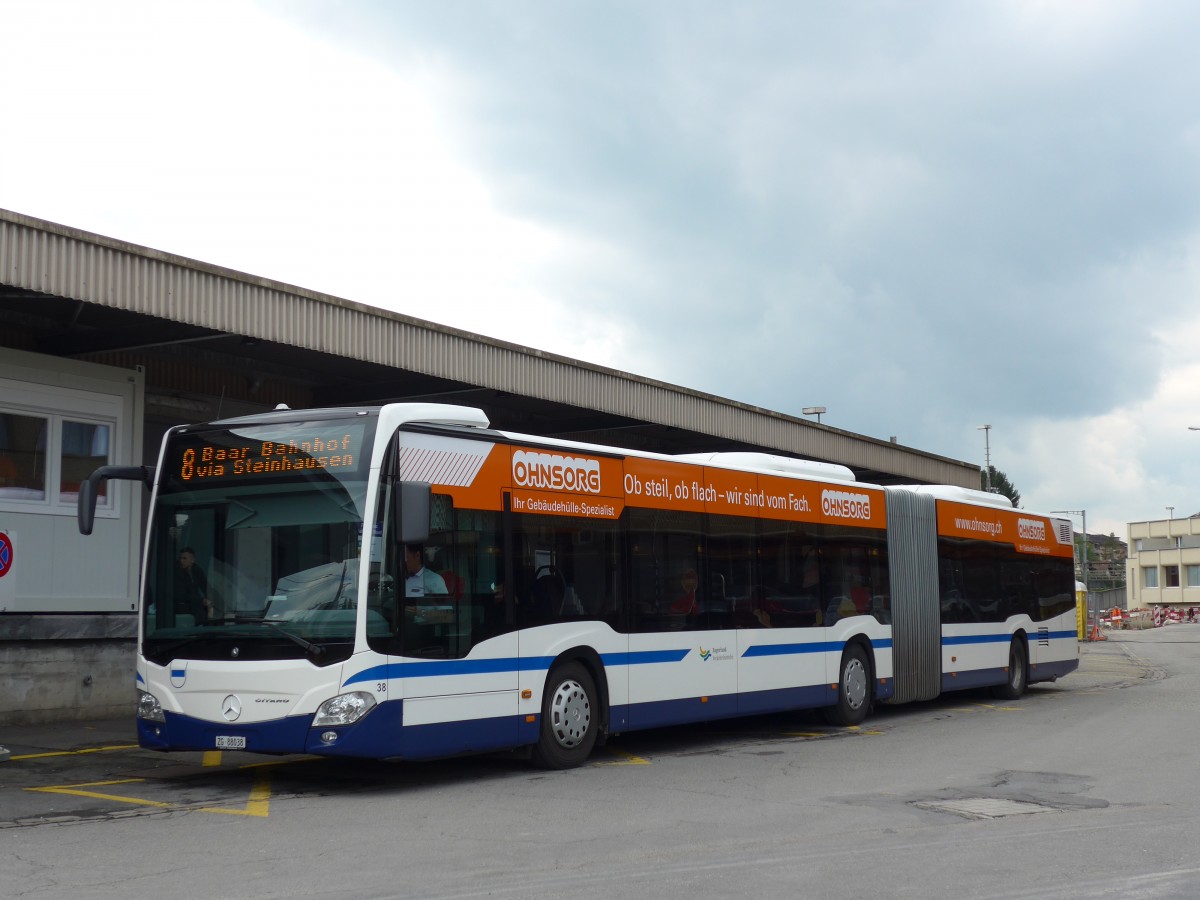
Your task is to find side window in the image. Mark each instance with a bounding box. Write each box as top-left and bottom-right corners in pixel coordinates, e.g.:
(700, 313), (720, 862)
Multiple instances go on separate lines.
(707, 514), (755, 629)
(938, 540), (1005, 624)
(628, 508), (703, 633)
(511, 512), (621, 629)
(865, 536), (890, 622)
(0, 401), (117, 513)
(426, 502), (507, 639)
(60, 420), (111, 504)
(756, 521), (822, 628)
(0, 412), (48, 501)
(820, 527), (889, 625)
(384, 493), (507, 660)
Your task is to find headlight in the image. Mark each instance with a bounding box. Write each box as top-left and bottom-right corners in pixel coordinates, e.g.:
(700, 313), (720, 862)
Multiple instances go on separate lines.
(137, 690), (165, 723)
(313, 691), (376, 726)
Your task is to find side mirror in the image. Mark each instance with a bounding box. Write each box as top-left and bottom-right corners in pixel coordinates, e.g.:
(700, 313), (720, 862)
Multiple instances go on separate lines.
(78, 466), (154, 535)
(393, 481), (431, 545)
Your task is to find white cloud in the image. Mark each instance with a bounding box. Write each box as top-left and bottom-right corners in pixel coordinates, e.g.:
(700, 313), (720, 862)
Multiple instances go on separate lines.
(0, 0), (629, 362)
(1011, 306), (1200, 536)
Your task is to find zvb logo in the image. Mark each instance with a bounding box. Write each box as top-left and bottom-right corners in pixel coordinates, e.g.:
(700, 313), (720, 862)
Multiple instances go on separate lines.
(699, 647), (712, 661)
(221, 694), (243, 721)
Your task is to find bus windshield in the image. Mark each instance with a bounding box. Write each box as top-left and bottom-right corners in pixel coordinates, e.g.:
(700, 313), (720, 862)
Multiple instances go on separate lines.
(142, 413), (378, 664)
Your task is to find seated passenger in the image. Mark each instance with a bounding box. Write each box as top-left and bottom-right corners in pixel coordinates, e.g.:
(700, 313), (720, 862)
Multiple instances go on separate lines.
(670, 569), (699, 614)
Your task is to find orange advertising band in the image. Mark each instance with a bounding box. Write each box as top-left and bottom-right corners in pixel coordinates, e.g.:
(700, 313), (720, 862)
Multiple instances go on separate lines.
(935, 501), (1073, 559)
(435, 443), (887, 530)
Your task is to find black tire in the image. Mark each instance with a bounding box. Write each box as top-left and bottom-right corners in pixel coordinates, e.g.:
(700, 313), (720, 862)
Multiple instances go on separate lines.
(531, 661), (598, 769)
(821, 643), (872, 726)
(993, 637), (1028, 700)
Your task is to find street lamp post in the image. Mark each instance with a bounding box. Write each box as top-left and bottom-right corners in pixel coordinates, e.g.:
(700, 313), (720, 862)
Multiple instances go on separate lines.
(1051, 509), (1089, 639)
(978, 424), (993, 491)
(802, 406), (826, 425)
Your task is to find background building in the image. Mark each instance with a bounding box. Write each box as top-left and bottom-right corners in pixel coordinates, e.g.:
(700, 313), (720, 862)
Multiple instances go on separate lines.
(1126, 515), (1200, 609)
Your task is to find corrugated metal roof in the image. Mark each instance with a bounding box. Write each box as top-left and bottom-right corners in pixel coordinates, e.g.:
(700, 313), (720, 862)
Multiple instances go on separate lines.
(0, 207), (979, 487)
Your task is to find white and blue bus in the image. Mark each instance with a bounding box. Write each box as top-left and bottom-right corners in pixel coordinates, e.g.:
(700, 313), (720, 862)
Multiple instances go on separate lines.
(80, 403), (1078, 768)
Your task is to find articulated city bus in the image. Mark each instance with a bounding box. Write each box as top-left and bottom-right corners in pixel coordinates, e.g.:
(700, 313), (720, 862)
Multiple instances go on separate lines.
(80, 403), (1078, 768)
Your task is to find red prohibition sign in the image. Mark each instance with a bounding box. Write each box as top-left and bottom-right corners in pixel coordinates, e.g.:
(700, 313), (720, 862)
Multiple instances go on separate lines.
(0, 532), (12, 578)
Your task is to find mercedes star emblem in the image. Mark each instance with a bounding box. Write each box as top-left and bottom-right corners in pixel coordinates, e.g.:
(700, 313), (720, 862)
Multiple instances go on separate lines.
(221, 694), (243, 721)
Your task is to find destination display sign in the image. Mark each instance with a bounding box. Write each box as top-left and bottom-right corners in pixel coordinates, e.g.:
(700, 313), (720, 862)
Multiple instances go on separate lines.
(164, 420), (371, 487)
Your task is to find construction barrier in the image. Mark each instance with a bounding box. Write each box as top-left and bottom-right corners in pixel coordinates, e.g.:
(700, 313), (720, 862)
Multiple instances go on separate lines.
(1150, 607), (1199, 627)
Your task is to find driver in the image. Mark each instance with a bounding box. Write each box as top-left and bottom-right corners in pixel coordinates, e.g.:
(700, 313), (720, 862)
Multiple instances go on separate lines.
(402, 544), (452, 625)
(403, 544), (448, 597)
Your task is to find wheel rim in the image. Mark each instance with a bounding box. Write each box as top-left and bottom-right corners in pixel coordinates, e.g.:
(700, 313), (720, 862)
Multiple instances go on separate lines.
(549, 678), (592, 748)
(844, 657), (868, 711)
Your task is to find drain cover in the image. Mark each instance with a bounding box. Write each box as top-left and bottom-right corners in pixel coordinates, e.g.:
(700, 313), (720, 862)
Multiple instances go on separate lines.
(913, 798), (1056, 819)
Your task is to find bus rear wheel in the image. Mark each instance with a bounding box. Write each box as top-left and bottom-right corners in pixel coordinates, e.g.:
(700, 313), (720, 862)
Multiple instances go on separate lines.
(821, 644), (871, 727)
(532, 661), (598, 769)
(993, 637), (1028, 700)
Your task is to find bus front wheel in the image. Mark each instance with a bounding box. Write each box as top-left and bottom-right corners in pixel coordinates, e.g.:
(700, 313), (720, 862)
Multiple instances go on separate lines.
(993, 637), (1028, 700)
(532, 661), (598, 769)
(821, 644), (871, 727)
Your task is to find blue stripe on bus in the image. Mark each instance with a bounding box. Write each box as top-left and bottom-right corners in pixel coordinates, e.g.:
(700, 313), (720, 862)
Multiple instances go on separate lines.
(942, 633), (1013, 646)
(600, 649), (691, 666)
(343, 648), (692, 687)
(942, 629), (1077, 647)
(742, 641), (843, 658)
(741, 638), (894, 659)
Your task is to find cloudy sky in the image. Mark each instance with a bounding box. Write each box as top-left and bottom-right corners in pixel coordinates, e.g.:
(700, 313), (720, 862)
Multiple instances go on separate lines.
(4, 0), (1200, 539)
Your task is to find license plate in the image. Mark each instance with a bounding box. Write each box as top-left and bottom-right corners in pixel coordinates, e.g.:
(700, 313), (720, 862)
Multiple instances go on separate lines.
(215, 735), (246, 750)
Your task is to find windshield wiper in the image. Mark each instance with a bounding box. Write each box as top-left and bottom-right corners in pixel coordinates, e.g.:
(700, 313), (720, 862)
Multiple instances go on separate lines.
(233, 617), (326, 658)
(144, 635), (216, 661)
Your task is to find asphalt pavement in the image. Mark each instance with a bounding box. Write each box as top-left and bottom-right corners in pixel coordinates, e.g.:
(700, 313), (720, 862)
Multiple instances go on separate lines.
(0, 633), (1160, 833)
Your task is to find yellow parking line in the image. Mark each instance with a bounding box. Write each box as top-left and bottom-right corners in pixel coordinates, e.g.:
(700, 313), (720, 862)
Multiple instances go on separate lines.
(26, 778), (172, 808)
(200, 771), (273, 817)
(26, 770), (275, 817)
(10, 744), (139, 761)
(9, 748), (139, 763)
(238, 756), (320, 769)
(596, 749), (650, 766)
(202, 751), (223, 767)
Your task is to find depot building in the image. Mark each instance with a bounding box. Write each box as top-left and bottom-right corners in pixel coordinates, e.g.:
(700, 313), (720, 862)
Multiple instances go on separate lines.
(0, 208), (980, 724)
